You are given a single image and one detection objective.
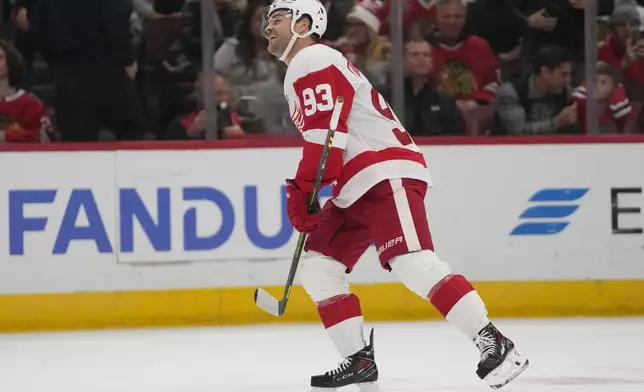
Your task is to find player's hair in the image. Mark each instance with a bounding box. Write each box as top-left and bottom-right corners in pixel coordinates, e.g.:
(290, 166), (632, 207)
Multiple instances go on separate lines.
(533, 45), (572, 73)
(0, 40), (25, 87)
(300, 15), (321, 42)
(270, 9), (321, 42)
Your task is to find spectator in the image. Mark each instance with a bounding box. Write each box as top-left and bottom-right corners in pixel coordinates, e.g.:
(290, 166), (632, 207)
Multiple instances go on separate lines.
(35, 0), (146, 142)
(130, 1), (185, 53)
(214, 0), (287, 133)
(406, 17), (433, 42)
(11, 0), (38, 88)
(166, 71), (264, 139)
(333, 1), (389, 86)
(429, 0), (500, 113)
(515, 0), (607, 85)
(572, 61), (633, 133)
(599, 2), (644, 101)
(469, 0), (523, 80)
(491, 45), (581, 135)
(214, 0), (277, 91)
(165, 0), (232, 79)
(0, 39), (53, 143)
(215, 0), (248, 39)
(379, 38), (464, 136)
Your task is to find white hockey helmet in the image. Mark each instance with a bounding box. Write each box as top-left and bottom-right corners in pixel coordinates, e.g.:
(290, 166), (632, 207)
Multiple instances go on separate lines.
(262, 0), (328, 61)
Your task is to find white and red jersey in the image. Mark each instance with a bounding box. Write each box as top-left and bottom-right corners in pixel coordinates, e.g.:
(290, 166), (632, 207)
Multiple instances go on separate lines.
(284, 44), (432, 208)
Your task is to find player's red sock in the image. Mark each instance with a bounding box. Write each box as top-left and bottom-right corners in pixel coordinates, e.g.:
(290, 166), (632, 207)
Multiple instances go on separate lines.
(429, 274), (490, 340)
(317, 293), (366, 358)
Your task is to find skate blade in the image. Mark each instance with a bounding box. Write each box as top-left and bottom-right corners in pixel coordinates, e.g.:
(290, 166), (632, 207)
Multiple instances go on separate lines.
(357, 382), (381, 391)
(311, 382), (380, 392)
(485, 348), (529, 389)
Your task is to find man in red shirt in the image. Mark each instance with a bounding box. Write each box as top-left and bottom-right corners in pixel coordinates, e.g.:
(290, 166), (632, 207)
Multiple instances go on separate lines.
(428, 0), (499, 113)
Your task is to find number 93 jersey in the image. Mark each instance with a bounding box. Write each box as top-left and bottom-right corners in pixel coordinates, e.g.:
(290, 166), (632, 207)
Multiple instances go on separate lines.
(284, 43), (432, 208)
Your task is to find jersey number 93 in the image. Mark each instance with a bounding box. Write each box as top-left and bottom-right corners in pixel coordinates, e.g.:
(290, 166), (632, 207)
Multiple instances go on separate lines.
(299, 81), (413, 147)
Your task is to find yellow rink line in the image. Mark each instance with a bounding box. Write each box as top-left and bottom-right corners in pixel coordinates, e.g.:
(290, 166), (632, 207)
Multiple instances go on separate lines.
(1, 280), (643, 333)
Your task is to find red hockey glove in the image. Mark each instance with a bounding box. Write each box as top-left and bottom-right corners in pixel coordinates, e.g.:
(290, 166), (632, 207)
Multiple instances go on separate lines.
(285, 179), (322, 233)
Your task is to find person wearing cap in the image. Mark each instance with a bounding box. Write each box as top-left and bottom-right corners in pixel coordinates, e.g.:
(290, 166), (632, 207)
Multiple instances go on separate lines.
(330, 1), (390, 86)
(599, 2), (644, 100)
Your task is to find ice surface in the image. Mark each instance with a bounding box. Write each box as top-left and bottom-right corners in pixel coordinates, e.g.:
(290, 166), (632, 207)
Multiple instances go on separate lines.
(0, 318), (643, 392)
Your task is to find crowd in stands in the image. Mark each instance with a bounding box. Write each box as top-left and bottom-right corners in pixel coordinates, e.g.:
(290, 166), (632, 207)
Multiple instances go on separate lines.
(0, 0), (643, 143)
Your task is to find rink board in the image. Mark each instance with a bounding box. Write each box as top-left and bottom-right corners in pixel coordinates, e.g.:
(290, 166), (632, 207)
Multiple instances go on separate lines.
(1, 136), (644, 332)
(1, 280), (644, 332)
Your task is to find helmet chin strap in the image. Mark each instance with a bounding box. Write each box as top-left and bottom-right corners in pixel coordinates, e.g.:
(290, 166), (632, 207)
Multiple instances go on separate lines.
(279, 16), (313, 63)
(279, 33), (299, 62)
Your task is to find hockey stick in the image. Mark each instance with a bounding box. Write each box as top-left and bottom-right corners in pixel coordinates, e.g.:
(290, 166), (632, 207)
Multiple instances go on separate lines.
(254, 96), (345, 316)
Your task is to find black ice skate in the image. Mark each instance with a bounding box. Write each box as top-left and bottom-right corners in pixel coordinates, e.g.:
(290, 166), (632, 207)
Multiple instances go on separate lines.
(311, 328), (379, 391)
(475, 323), (529, 389)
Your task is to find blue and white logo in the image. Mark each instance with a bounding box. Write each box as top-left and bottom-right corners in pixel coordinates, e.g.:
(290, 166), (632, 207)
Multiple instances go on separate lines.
(510, 188), (589, 236)
(7, 184), (334, 256)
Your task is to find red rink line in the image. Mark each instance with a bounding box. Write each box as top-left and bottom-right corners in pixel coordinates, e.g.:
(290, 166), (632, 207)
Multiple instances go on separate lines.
(1, 134), (643, 152)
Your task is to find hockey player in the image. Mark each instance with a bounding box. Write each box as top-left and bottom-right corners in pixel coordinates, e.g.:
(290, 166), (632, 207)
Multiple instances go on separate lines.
(261, 0), (529, 390)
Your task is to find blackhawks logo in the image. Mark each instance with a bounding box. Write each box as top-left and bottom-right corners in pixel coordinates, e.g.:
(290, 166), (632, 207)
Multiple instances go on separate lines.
(0, 113), (14, 130)
(436, 59), (478, 99)
(0, 113), (21, 133)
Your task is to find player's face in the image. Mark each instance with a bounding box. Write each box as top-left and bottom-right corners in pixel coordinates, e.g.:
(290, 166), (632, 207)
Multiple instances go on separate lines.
(263, 9), (294, 58)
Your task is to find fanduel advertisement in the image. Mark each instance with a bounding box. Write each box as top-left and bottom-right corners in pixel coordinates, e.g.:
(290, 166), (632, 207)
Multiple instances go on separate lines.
(1, 144), (643, 294)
